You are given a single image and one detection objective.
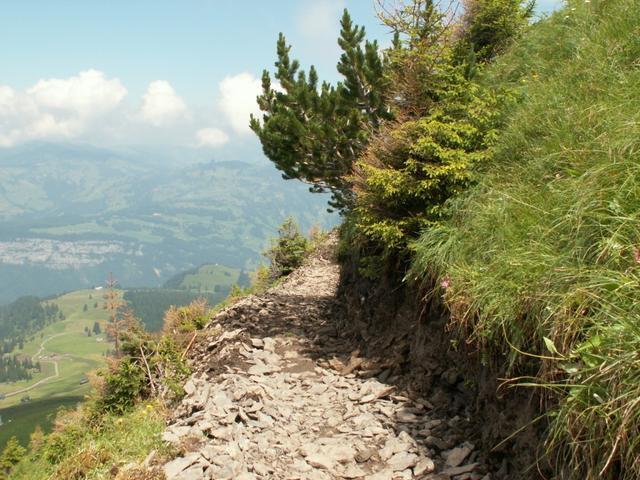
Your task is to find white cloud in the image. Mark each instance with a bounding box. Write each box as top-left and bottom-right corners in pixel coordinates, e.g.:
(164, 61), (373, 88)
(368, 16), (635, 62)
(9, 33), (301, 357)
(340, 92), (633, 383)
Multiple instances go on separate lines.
(0, 70), (267, 149)
(196, 127), (229, 147)
(28, 69), (127, 117)
(218, 73), (262, 134)
(141, 80), (188, 126)
(0, 70), (127, 146)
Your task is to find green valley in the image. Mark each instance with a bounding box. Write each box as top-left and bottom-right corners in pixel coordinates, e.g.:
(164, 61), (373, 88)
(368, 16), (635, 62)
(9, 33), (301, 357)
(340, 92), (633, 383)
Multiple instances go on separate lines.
(0, 144), (336, 305)
(0, 259), (250, 446)
(0, 289), (114, 446)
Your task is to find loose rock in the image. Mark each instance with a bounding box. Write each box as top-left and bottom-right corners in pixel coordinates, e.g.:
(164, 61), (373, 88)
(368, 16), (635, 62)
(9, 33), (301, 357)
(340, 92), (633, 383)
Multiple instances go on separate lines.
(155, 234), (492, 479)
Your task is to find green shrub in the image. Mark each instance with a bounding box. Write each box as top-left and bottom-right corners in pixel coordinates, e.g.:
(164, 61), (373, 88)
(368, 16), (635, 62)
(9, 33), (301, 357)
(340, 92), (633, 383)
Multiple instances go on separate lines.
(97, 358), (146, 415)
(94, 308), (193, 414)
(456, 0), (534, 63)
(353, 81), (498, 253)
(264, 217), (309, 279)
(350, 2), (504, 258)
(162, 298), (210, 334)
(153, 335), (191, 398)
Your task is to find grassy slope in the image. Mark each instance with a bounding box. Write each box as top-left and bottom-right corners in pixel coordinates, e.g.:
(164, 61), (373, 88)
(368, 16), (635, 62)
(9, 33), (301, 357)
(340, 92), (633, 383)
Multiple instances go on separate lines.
(412, 0), (640, 477)
(176, 264), (241, 292)
(9, 402), (169, 480)
(0, 290), (114, 447)
(0, 397), (83, 449)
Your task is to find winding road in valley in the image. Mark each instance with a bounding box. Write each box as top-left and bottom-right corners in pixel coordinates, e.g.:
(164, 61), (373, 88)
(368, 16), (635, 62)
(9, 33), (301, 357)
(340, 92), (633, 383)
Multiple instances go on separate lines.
(2, 333), (68, 399)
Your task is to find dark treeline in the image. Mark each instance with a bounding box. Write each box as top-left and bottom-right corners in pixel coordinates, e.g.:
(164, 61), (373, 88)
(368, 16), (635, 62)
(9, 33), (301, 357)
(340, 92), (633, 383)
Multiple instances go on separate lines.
(0, 355), (41, 383)
(0, 297), (63, 354)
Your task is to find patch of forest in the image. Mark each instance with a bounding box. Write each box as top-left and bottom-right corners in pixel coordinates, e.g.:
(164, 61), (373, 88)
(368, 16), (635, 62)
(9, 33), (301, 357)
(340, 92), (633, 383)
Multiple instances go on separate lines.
(0, 356), (41, 384)
(0, 298), (62, 355)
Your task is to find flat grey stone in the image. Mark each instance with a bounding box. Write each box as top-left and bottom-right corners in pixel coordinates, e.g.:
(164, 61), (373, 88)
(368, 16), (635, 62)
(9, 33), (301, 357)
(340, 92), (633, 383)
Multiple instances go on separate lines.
(307, 453), (334, 470)
(379, 436), (408, 461)
(339, 464), (367, 478)
(183, 379), (197, 395)
(413, 457), (435, 476)
(355, 448), (376, 463)
(164, 455), (199, 479)
(387, 452), (418, 471)
(445, 445), (472, 467)
(175, 465), (204, 480)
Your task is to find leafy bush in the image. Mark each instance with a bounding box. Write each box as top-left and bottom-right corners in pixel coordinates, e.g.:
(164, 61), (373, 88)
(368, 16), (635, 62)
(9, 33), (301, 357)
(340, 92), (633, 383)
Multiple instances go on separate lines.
(264, 217), (310, 279)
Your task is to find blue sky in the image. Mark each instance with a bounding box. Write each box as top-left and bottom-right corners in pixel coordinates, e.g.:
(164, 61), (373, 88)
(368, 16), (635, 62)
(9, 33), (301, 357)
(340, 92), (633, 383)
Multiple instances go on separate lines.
(0, 0), (562, 150)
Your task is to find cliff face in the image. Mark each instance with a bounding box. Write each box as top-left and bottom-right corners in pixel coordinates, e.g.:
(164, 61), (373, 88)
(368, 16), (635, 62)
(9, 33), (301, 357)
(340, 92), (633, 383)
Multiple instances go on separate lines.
(153, 235), (545, 479)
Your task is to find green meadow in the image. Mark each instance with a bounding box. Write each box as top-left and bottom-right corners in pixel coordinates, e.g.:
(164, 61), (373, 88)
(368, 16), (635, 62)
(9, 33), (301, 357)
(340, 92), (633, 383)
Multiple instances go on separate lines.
(173, 264), (241, 292)
(0, 289), (115, 445)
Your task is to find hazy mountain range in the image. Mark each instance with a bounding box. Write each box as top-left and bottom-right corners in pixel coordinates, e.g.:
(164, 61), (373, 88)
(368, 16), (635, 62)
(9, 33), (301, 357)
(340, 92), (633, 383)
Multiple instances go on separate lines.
(0, 142), (335, 304)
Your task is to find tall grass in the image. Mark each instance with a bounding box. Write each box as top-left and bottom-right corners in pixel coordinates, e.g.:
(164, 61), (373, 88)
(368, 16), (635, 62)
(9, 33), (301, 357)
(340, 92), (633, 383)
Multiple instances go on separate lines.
(411, 0), (640, 477)
(10, 401), (169, 479)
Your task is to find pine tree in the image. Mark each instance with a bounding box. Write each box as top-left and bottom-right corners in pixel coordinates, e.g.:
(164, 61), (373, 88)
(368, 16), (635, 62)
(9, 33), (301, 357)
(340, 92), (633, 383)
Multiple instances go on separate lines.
(456, 0), (534, 63)
(0, 436), (25, 477)
(250, 9), (391, 211)
(264, 217), (309, 279)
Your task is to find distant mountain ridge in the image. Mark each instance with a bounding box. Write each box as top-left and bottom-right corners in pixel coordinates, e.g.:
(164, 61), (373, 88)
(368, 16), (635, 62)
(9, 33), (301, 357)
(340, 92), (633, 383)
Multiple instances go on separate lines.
(0, 142), (335, 304)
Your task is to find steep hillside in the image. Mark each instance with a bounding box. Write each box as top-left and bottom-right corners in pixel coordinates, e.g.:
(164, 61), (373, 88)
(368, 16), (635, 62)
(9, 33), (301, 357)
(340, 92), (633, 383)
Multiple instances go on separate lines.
(163, 263), (244, 294)
(3, 1), (637, 479)
(411, 1), (640, 477)
(246, 0), (640, 477)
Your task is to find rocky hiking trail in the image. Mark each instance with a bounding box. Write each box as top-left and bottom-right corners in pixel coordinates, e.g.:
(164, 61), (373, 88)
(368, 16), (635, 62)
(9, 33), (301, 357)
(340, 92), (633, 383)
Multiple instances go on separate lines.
(158, 237), (492, 480)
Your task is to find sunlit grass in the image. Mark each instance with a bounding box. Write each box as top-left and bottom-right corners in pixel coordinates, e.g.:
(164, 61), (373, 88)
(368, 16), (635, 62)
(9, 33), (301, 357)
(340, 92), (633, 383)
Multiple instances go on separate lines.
(10, 401), (170, 480)
(412, 0), (640, 477)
